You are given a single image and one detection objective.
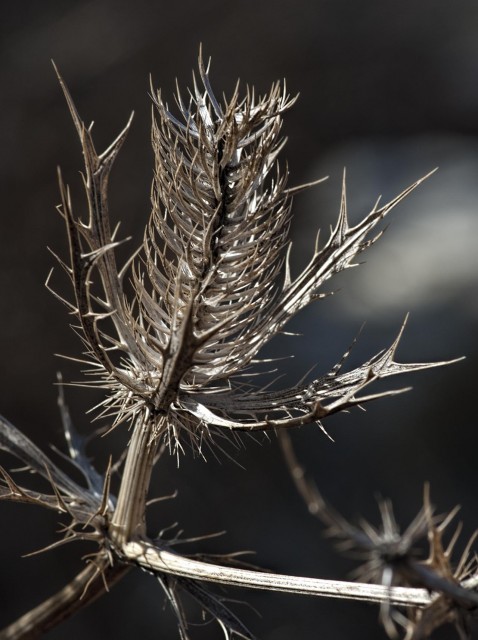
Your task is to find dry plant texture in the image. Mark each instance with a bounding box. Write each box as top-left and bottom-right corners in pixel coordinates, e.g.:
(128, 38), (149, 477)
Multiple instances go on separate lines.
(1, 54), (477, 639)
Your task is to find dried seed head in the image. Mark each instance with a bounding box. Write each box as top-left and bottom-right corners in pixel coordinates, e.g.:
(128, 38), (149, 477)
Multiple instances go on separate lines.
(52, 56), (454, 452)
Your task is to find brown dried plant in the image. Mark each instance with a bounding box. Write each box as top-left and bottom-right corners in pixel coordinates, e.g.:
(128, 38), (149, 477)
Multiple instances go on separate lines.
(1, 55), (475, 639)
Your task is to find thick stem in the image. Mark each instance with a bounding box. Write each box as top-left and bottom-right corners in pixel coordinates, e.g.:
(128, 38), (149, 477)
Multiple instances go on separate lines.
(121, 538), (478, 609)
(122, 539), (433, 607)
(0, 557), (130, 640)
(110, 413), (161, 546)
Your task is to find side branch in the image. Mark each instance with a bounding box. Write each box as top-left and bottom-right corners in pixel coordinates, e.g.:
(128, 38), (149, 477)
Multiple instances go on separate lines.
(121, 539), (433, 607)
(0, 558), (130, 640)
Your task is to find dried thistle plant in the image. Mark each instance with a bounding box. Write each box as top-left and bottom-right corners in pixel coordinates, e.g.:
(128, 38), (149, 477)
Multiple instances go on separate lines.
(51, 56), (452, 453)
(1, 54), (475, 639)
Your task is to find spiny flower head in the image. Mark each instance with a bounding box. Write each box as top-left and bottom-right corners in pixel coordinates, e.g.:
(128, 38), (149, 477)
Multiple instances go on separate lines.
(52, 56), (451, 453)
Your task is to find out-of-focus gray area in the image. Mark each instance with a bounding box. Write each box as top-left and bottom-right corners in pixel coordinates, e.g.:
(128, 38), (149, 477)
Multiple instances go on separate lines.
(1, 2), (477, 638)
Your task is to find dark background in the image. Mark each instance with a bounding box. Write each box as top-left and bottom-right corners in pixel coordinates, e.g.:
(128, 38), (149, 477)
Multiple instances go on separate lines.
(1, 1), (478, 638)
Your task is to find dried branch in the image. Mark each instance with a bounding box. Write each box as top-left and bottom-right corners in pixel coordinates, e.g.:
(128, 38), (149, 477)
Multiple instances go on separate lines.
(0, 555), (129, 640)
(278, 430), (478, 638)
(120, 537), (432, 606)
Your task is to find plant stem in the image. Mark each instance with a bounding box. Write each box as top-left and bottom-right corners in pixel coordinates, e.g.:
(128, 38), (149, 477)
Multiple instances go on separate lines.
(122, 539), (434, 607)
(0, 558), (130, 640)
(109, 413), (161, 546)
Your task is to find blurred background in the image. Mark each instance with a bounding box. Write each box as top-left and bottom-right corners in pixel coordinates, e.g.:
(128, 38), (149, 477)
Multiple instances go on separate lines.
(1, 1), (477, 638)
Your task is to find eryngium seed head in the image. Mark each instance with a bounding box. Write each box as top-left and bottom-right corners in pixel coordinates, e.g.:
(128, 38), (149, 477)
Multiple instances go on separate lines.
(54, 55), (453, 452)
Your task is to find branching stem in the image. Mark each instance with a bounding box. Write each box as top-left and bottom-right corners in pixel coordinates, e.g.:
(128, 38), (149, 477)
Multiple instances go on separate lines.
(0, 557), (130, 640)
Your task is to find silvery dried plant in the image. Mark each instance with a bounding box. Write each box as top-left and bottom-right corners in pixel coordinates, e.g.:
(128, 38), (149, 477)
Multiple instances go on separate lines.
(1, 55), (476, 639)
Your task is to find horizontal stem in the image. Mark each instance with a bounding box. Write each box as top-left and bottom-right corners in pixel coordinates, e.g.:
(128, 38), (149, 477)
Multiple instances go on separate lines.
(122, 539), (432, 607)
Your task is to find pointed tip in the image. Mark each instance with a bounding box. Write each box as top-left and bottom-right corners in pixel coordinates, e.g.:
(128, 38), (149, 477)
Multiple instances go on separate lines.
(197, 42), (211, 74)
(332, 169), (348, 239)
(391, 312), (410, 354)
(283, 242), (293, 289)
(420, 166), (439, 182)
(54, 66), (85, 142)
(284, 175), (328, 198)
